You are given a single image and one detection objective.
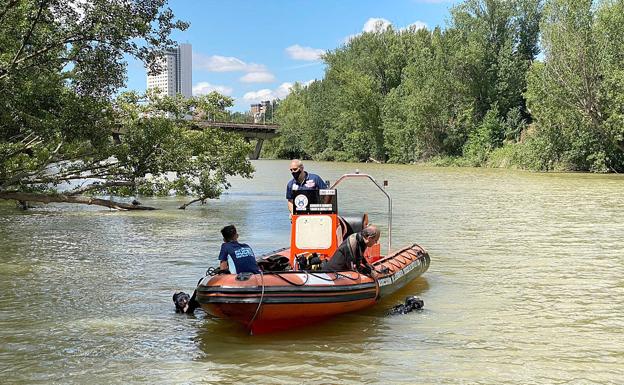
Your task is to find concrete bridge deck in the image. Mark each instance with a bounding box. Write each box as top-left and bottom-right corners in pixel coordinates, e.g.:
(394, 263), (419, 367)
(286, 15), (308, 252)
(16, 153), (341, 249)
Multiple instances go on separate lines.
(113, 121), (279, 159)
(194, 121), (278, 159)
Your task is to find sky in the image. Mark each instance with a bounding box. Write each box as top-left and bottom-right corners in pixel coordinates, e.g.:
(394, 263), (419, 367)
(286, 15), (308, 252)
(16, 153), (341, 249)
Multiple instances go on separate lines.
(124, 0), (460, 112)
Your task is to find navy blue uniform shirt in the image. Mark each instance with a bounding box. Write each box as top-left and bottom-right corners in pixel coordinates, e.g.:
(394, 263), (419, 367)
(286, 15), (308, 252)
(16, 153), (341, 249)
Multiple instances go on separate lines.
(286, 172), (327, 200)
(218, 241), (260, 274)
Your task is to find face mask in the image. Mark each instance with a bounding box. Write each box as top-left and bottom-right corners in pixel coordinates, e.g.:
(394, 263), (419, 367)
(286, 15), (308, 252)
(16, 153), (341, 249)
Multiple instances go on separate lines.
(291, 170), (302, 180)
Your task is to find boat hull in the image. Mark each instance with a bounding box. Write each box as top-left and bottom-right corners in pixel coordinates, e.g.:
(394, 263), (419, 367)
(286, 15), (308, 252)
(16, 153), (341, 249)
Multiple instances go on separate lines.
(196, 244), (429, 334)
(372, 244), (431, 298)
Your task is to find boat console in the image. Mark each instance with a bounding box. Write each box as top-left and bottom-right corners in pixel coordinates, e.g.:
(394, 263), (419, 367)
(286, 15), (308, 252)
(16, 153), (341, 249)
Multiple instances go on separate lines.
(289, 188), (339, 268)
(289, 186), (382, 269)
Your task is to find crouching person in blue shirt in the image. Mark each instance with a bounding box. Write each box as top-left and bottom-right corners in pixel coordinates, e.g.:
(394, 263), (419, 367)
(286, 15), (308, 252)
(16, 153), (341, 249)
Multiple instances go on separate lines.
(219, 225), (261, 274)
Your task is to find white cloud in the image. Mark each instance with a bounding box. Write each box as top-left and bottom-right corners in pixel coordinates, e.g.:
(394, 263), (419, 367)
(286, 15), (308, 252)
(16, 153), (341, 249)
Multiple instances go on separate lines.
(285, 44), (325, 61)
(284, 62), (324, 70)
(403, 21), (428, 31)
(275, 82), (297, 98)
(192, 82), (233, 96)
(240, 72), (276, 83)
(193, 53), (266, 73)
(242, 89), (274, 102)
(242, 81), (309, 103)
(363, 18), (392, 33)
(345, 18), (428, 43)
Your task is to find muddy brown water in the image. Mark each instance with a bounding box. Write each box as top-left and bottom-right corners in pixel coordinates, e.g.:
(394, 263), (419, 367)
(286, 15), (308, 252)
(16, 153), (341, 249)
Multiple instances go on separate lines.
(1, 160), (623, 384)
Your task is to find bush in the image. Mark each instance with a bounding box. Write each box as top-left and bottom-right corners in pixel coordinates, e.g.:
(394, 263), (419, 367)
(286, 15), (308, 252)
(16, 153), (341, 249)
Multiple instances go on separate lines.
(485, 143), (523, 169)
(463, 108), (505, 166)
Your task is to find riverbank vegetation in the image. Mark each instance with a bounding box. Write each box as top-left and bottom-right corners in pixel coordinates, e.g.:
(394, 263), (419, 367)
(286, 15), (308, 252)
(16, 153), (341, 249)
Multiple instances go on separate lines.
(0, 0), (252, 210)
(266, 0), (624, 173)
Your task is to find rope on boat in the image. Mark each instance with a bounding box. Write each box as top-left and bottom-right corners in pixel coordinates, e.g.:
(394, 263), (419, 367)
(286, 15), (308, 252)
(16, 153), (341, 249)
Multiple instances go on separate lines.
(247, 270), (265, 334)
(387, 259), (403, 270)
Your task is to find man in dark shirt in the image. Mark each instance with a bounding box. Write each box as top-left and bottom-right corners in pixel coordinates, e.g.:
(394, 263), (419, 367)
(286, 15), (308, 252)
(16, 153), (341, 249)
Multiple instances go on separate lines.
(218, 225), (261, 274)
(286, 159), (327, 216)
(325, 225), (380, 274)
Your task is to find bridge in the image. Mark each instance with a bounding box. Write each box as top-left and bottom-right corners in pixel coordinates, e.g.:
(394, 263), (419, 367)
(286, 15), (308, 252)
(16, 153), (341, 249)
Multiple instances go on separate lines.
(194, 121), (278, 159)
(112, 121), (279, 160)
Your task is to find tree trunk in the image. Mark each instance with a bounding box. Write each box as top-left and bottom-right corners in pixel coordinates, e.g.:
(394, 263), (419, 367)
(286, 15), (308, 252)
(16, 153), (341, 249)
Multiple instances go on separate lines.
(0, 192), (158, 210)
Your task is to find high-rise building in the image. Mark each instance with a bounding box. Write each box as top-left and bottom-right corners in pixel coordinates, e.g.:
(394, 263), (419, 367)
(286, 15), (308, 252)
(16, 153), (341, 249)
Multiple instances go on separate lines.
(251, 100), (271, 123)
(147, 43), (192, 98)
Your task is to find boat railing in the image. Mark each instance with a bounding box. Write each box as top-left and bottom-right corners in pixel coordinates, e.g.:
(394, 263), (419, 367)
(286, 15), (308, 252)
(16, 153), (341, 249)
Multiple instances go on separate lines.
(330, 172), (392, 254)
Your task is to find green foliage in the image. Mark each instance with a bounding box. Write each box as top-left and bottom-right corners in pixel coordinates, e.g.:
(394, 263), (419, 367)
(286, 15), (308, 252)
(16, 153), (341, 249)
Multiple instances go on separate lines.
(485, 142), (525, 168)
(0, 2), (253, 208)
(463, 107), (505, 166)
(109, 92), (254, 200)
(382, 27), (473, 163)
(274, 0), (553, 169)
(1, 0), (186, 196)
(265, 83), (308, 159)
(524, 0), (624, 172)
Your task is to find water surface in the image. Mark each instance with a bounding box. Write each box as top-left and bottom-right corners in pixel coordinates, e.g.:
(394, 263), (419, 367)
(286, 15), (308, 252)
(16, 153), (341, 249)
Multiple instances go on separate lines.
(1, 160), (623, 384)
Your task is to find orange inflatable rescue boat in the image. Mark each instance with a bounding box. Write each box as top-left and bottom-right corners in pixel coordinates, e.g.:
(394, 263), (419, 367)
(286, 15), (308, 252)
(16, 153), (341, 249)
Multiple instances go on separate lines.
(195, 173), (430, 334)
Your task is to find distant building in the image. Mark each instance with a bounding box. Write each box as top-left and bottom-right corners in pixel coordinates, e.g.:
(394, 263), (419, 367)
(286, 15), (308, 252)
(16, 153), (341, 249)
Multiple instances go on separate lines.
(147, 43), (192, 98)
(251, 100), (271, 123)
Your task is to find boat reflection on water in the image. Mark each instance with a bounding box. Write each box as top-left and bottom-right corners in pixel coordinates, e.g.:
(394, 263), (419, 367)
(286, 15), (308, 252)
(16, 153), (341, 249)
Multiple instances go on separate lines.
(195, 173), (431, 334)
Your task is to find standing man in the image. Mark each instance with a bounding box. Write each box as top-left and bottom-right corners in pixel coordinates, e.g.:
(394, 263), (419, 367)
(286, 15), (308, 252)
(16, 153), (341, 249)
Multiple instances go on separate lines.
(218, 225), (261, 274)
(325, 225), (380, 275)
(286, 159), (327, 216)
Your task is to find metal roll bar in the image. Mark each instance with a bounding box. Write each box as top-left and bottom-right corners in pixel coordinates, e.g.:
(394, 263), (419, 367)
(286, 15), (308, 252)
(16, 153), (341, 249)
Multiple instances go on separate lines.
(330, 172), (392, 254)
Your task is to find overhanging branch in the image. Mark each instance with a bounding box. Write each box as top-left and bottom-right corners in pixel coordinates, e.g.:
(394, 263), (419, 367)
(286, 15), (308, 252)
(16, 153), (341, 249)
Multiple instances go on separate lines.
(67, 180), (134, 195)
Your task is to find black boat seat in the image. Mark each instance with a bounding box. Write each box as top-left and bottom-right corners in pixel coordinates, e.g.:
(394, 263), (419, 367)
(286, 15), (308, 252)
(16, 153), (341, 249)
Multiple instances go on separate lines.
(338, 213), (368, 241)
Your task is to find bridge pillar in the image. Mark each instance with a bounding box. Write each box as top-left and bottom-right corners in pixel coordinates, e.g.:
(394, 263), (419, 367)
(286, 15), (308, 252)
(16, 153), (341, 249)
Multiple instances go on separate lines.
(251, 139), (264, 160)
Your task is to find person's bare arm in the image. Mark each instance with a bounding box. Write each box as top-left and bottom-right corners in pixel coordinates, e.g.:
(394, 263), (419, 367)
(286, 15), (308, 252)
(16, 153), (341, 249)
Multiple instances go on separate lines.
(220, 260), (229, 270)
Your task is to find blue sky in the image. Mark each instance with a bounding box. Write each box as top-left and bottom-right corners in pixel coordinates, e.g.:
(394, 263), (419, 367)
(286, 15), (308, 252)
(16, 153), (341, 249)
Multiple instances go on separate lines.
(124, 0), (459, 111)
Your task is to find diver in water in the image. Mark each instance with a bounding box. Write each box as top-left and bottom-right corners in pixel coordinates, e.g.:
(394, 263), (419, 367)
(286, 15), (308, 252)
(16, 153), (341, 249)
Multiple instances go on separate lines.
(173, 291), (199, 314)
(387, 296), (424, 315)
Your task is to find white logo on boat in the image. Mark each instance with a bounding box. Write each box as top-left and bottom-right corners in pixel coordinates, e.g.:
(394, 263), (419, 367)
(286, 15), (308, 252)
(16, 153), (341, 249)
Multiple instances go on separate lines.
(295, 194), (308, 209)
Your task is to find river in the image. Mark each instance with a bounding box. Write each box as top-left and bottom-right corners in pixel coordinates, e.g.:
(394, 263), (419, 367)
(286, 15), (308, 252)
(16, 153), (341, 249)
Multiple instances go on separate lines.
(1, 160), (623, 384)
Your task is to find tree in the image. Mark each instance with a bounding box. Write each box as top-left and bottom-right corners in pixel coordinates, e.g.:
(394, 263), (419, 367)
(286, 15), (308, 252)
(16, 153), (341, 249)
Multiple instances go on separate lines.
(383, 27), (473, 162)
(266, 83), (308, 159)
(525, 0), (624, 171)
(0, 1), (254, 209)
